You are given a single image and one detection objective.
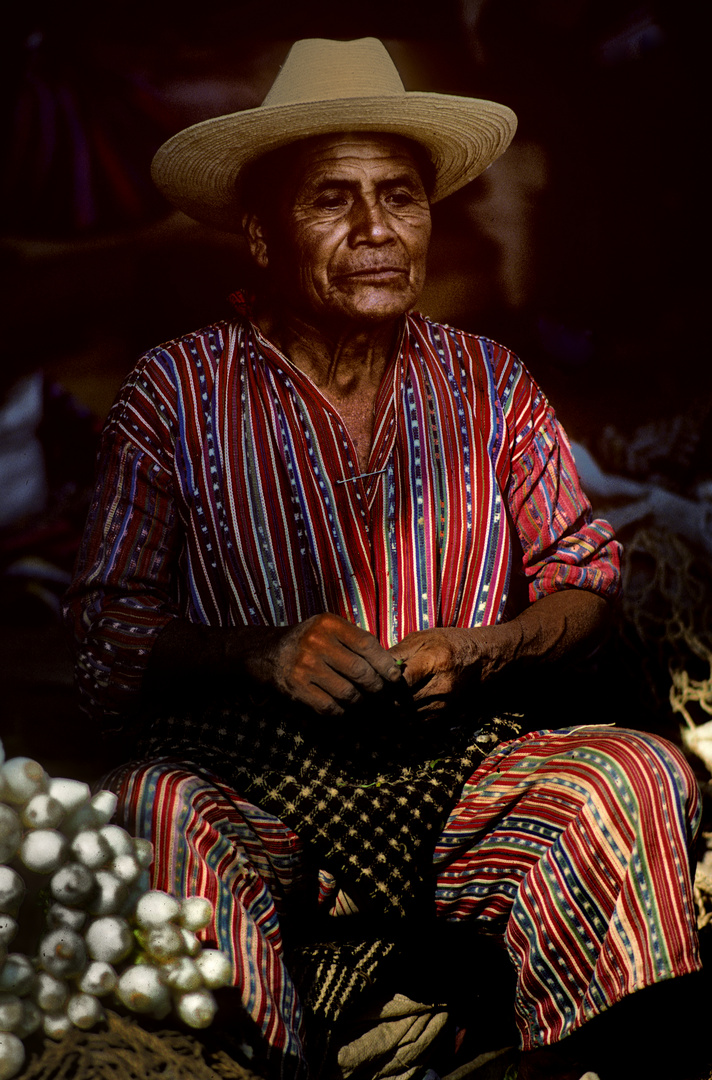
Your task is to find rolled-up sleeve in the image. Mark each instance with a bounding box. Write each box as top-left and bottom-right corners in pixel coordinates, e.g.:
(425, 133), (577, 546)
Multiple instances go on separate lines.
(498, 352), (621, 603)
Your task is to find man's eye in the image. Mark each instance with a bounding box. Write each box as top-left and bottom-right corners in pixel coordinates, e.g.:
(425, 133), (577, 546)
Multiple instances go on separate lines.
(315, 193), (348, 210)
(385, 190), (415, 207)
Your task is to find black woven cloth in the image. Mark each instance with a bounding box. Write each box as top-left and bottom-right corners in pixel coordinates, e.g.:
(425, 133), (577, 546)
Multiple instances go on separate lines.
(135, 695), (522, 1074)
(140, 696), (522, 921)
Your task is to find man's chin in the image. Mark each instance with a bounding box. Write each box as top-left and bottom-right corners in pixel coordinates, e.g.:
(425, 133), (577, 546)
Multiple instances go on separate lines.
(329, 285), (421, 325)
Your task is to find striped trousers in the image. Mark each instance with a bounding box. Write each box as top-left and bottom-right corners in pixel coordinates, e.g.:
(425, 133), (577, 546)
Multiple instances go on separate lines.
(108, 726), (701, 1077)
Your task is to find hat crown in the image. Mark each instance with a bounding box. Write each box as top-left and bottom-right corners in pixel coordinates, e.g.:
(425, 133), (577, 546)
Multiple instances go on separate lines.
(262, 37), (405, 107)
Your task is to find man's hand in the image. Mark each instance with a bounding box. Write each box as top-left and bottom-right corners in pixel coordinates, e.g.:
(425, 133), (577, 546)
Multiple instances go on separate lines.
(146, 592), (610, 721)
(389, 626), (502, 716)
(147, 614), (401, 717)
(389, 590), (611, 717)
(265, 613), (403, 715)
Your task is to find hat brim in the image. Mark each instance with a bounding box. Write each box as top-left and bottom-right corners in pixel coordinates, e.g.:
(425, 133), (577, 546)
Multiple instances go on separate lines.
(151, 93), (517, 232)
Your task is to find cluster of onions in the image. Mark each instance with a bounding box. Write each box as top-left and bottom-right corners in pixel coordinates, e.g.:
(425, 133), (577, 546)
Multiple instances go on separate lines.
(0, 743), (232, 1080)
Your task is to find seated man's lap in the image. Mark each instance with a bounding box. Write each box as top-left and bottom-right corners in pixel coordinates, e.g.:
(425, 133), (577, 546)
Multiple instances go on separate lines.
(104, 725), (702, 1056)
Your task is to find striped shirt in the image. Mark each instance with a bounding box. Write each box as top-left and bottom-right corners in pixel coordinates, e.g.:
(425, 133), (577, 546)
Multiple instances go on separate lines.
(64, 308), (620, 721)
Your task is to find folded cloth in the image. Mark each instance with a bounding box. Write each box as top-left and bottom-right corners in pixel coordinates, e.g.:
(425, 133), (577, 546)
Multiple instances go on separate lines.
(335, 993), (449, 1080)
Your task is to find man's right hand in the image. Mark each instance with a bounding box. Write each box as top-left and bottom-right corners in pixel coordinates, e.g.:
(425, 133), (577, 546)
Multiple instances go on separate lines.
(262, 613), (403, 716)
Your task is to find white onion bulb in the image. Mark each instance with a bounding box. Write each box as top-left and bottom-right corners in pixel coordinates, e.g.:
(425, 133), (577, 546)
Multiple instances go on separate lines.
(0, 996), (23, 1035)
(0, 956), (35, 997)
(19, 829), (68, 875)
(62, 792), (117, 838)
(132, 838), (154, 868)
(70, 830), (112, 870)
(1, 758), (48, 806)
(0, 1032), (25, 1079)
(38, 929), (87, 979)
(135, 891), (180, 929)
(47, 777), (90, 813)
(87, 871), (128, 916)
(33, 972), (69, 1013)
(110, 854), (141, 885)
(21, 793), (64, 831)
(0, 919), (17, 948)
(179, 928), (201, 958)
(91, 791), (118, 822)
(78, 961), (117, 997)
(176, 988), (218, 1029)
(0, 807), (22, 864)
(0, 870), (25, 917)
(162, 956), (202, 993)
(46, 903), (86, 932)
(195, 949), (233, 989)
(15, 1000), (41, 1040)
(142, 924), (184, 963)
(42, 1011), (72, 1041)
(84, 916), (133, 964)
(50, 862), (95, 907)
(97, 825), (133, 858)
(116, 967), (171, 1018)
(66, 992), (104, 1030)
(179, 896), (212, 932)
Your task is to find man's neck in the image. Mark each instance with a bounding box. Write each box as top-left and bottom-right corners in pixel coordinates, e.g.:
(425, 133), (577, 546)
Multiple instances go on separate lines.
(255, 305), (401, 386)
(253, 303), (403, 470)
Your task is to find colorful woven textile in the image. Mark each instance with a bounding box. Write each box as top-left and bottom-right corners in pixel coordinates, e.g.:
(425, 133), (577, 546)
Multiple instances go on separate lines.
(433, 725), (702, 1049)
(64, 310), (620, 722)
(106, 726), (701, 1077)
(139, 707), (521, 919)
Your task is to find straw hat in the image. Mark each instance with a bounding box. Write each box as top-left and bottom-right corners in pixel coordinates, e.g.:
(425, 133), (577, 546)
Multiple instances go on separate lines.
(151, 37), (517, 232)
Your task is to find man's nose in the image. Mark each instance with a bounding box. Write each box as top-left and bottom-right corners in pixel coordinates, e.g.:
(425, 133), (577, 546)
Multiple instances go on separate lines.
(349, 196), (395, 244)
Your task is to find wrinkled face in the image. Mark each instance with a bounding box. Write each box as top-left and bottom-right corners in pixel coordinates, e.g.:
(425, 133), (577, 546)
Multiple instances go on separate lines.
(246, 133), (432, 330)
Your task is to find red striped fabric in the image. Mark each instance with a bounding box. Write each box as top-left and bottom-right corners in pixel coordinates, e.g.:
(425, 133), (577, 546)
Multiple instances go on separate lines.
(106, 726), (700, 1075)
(64, 311), (620, 721)
(433, 726), (701, 1048)
(107, 760), (308, 1074)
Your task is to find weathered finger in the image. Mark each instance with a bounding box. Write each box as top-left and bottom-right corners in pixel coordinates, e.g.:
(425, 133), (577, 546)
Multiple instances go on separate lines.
(343, 632), (402, 683)
(333, 648), (390, 693)
(290, 634), (381, 695)
(285, 665), (358, 713)
(298, 684), (346, 717)
(409, 670), (459, 701)
(315, 665), (365, 705)
(412, 695), (448, 719)
(315, 621), (399, 686)
(390, 652), (433, 688)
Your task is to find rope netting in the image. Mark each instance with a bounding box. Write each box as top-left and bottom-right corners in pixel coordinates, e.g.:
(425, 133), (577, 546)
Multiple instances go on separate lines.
(18, 1010), (259, 1080)
(618, 525), (712, 727)
(618, 525), (712, 931)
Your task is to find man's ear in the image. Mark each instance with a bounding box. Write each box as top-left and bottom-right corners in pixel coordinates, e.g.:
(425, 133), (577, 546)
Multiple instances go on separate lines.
(243, 212), (269, 269)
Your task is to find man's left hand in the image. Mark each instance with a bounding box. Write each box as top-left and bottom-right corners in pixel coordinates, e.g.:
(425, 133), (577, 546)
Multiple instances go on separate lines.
(389, 590), (612, 717)
(389, 626), (503, 715)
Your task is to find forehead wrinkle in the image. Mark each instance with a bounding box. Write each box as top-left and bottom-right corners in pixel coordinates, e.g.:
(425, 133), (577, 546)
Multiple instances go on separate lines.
(301, 170), (424, 196)
(286, 135), (425, 190)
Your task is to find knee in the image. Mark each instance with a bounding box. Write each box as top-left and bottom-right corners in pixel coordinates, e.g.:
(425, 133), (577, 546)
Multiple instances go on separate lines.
(592, 727), (701, 833)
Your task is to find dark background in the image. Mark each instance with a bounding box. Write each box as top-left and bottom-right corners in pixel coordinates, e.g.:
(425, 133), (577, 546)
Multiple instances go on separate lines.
(1, 0), (710, 778)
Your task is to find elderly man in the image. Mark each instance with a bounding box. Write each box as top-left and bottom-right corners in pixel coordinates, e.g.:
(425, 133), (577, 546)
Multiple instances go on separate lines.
(64, 38), (701, 1080)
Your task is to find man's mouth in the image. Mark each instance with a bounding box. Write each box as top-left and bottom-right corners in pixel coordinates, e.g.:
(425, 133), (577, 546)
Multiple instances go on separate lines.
(339, 267), (407, 282)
